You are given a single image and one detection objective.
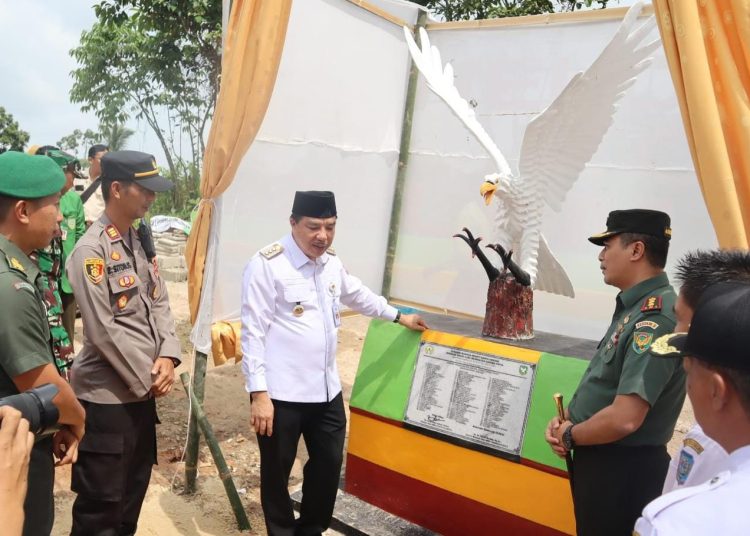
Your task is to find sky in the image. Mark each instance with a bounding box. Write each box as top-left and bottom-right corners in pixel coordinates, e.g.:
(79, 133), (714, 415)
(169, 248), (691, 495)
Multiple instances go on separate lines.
(0, 0), (640, 162)
(0, 0), (165, 161)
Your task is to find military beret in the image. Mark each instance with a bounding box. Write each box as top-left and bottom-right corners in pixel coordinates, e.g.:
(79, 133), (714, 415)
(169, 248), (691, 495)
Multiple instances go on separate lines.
(101, 150), (173, 192)
(0, 151), (65, 199)
(589, 209), (671, 246)
(292, 191), (337, 218)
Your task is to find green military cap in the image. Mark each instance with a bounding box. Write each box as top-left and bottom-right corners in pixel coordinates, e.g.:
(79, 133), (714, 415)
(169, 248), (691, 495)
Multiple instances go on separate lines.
(0, 151), (65, 199)
(589, 209), (672, 246)
(44, 148), (84, 179)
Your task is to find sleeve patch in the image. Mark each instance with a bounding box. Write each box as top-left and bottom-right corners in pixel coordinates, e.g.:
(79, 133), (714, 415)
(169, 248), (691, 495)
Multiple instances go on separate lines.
(684, 437), (704, 454)
(641, 296), (663, 312)
(632, 331), (654, 354)
(676, 450), (695, 485)
(84, 258), (105, 284)
(635, 320), (659, 330)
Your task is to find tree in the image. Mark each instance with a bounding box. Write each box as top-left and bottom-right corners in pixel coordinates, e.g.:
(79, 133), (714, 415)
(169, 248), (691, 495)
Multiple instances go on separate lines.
(99, 121), (135, 150)
(69, 0), (221, 205)
(411, 0), (608, 20)
(0, 107), (30, 153)
(57, 128), (101, 159)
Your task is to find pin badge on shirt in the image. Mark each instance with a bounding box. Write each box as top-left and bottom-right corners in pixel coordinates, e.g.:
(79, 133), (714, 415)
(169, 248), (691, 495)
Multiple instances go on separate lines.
(332, 303), (341, 327)
(328, 282), (337, 296)
(293, 303), (304, 317)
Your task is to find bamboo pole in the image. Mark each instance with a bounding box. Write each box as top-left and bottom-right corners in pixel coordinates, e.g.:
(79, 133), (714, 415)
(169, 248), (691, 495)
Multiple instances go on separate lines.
(381, 10), (427, 299)
(180, 372), (251, 531)
(184, 350), (208, 493)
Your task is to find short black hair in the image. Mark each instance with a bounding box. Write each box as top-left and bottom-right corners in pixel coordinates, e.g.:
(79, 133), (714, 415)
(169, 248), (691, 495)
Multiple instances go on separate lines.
(675, 250), (750, 309)
(0, 194), (19, 223)
(88, 144), (109, 158)
(704, 362), (750, 418)
(619, 232), (670, 269)
(101, 177), (133, 203)
(33, 145), (58, 156)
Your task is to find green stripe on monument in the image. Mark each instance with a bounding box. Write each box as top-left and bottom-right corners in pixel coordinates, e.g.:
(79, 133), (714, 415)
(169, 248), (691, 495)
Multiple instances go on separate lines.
(349, 319), (422, 421)
(521, 352), (587, 470)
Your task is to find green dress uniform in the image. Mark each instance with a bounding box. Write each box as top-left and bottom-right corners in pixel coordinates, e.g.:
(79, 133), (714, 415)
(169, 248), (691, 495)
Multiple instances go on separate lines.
(0, 150), (66, 536)
(0, 238), (58, 536)
(568, 273), (686, 536)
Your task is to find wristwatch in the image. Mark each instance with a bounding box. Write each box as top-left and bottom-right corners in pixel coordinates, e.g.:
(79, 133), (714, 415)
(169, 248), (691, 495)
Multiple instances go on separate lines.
(562, 424), (576, 451)
(393, 311), (402, 324)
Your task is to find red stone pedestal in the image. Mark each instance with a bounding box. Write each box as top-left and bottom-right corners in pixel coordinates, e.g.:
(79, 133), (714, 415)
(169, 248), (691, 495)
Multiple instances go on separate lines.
(482, 277), (534, 340)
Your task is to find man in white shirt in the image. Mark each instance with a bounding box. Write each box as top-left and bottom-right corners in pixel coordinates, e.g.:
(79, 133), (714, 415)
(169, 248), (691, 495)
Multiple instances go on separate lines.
(635, 282), (750, 535)
(241, 191), (427, 536)
(657, 250), (750, 493)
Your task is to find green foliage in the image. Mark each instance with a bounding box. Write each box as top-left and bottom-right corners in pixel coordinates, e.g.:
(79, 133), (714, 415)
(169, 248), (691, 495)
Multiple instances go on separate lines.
(99, 121), (135, 151)
(0, 107), (30, 153)
(70, 0), (221, 211)
(411, 0), (608, 20)
(149, 158), (201, 220)
(57, 128), (100, 159)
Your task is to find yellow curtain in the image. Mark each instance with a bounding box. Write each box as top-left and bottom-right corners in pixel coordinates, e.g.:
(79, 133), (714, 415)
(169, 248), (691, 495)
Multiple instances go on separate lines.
(186, 0), (293, 323)
(653, 0), (750, 248)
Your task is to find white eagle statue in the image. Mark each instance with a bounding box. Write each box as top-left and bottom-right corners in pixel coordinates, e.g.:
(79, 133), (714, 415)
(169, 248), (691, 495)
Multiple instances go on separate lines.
(404, 2), (659, 298)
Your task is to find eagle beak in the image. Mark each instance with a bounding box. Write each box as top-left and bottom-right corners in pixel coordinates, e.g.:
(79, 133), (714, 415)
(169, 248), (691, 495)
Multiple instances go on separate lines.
(480, 182), (496, 206)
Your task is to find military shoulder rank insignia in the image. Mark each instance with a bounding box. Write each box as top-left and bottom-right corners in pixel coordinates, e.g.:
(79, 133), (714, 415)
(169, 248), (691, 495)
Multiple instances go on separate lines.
(260, 243), (283, 260)
(641, 296), (663, 312)
(326, 247), (336, 256)
(84, 258), (105, 284)
(9, 257), (25, 273)
(105, 224), (122, 241)
(633, 331), (654, 354)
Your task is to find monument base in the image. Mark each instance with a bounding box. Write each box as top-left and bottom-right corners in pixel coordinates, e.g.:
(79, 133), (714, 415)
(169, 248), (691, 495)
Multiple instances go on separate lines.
(483, 278), (533, 340)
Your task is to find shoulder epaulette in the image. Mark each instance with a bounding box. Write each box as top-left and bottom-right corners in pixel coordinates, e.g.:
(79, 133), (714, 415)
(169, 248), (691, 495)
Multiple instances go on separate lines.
(104, 224), (122, 242)
(326, 247), (336, 256)
(259, 243), (283, 260)
(641, 471), (730, 521)
(6, 255), (26, 274)
(641, 295), (663, 313)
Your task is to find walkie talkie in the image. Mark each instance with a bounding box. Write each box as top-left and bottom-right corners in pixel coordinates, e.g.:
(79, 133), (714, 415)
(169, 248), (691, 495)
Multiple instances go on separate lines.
(137, 218), (156, 262)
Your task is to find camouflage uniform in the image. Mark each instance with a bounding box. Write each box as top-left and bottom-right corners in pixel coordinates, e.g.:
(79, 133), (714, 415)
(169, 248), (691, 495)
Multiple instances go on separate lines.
(29, 236), (73, 381)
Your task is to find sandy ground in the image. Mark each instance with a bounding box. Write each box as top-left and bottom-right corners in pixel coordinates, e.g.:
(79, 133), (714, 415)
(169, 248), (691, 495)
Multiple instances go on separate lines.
(50, 280), (694, 535)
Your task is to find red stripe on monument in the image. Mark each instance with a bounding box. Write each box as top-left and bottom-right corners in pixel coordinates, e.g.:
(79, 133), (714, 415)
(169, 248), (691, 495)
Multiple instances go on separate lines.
(345, 453), (569, 536)
(349, 405), (404, 427)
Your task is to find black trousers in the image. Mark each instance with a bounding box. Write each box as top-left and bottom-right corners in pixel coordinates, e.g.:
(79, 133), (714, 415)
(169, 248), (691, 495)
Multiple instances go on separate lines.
(572, 443), (669, 536)
(71, 398), (157, 536)
(23, 436), (54, 536)
(257, 393), (346, 536)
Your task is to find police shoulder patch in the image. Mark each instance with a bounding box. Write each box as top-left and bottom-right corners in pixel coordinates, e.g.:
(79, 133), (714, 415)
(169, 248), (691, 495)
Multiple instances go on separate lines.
(84, 258), (105, 285)
(105, 224), (122, 241)
(676, 449), (695, 485)
(633, 331), (654, 354)
(260, 243), (283, 260)
(641, 296), (663, 313)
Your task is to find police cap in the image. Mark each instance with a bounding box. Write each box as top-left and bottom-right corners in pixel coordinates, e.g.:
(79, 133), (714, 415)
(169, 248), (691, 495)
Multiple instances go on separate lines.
(292, 191), (337, 218)
(589, 209), (671, 246)
(0, 151), (65, 199)
(101, 150), (174, 192)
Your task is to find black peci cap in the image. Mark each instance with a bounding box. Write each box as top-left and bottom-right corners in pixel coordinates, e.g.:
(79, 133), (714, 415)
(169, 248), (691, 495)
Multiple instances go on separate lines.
(589, 209), (671, 246)
(651, 282), (750, 371)
(292, 191), (337, 218)
(101, 150), (173, 192)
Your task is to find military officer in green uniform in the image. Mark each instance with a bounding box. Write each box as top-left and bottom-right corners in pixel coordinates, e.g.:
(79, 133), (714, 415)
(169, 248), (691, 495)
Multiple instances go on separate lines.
(545, 209), (686, 536)
(0, 151), (86, 536)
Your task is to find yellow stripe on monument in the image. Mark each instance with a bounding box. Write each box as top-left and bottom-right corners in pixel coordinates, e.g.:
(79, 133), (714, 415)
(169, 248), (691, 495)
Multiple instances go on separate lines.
(348, 412), (575, 534)
(421, 330), (542, 364)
